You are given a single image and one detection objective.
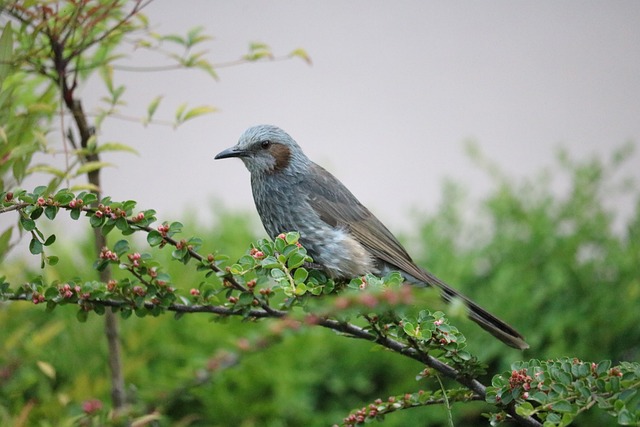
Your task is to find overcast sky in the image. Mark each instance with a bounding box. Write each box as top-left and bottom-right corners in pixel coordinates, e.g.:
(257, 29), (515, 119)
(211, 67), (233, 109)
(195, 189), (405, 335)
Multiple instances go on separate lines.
(85, 1), (640, 233)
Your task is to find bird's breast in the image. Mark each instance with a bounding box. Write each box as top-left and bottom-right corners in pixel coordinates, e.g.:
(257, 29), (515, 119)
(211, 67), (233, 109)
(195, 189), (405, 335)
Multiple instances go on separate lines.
(251, 175), (376, 279)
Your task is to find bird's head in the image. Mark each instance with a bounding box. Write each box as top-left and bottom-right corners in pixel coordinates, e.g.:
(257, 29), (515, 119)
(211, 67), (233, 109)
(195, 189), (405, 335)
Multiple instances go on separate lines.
(215, 125), (310, 175)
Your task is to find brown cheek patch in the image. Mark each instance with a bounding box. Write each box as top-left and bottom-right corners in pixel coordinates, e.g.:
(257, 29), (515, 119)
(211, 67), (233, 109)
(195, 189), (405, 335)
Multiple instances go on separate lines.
(268, 143), (291, 172)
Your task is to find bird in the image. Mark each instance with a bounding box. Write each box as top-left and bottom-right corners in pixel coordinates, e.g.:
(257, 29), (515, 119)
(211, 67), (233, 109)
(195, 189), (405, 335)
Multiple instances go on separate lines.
(215, 124), (528, 350)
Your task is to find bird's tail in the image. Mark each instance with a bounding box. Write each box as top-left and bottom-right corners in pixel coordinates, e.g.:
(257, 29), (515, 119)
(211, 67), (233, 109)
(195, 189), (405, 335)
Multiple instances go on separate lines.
(441, 286), (529, 350)
(414, 269), (529, 350)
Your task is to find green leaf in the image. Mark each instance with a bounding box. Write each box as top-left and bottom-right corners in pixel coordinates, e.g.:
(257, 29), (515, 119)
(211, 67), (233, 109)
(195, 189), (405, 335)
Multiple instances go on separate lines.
(0, 227), (12, 257)
(70, 209), (81, 220)
(90, 214), (105, 228)
(44, 205), (58, 220)
(274, 237), (286, 253)
(161, 34), (186, 45)
(181, 105), (217, 122)
(485, 390), (498, 405)
(229, 264), (243, 275)
(80, 193), (98, 205)
(27, 164), (67, 178)
(93, 259), (109, 272)
(96, 142), (139, 155)
(403, 322), (416, 336)
(293, 268), (308, 284)
(75, 161), (114, 176)
(69, 183), (100, 193)
(46, 256), (59, 266)
(54, 190), (75, 204)
(289, 47), (312, 65)
(597, 360), (612, 375)
(45, 287), (59, 299)
(146, 95), (163, 120)
(20, 216), (36, 231)
(99, 64), (114, 92)
(287, 251), (307, 269)
(238, 292), (254, 306)
(0, 22), (13, 84)
(260, 256), (280, 269)
(147, 230), (164, 246)
(172, 247), (187, 260)
(551, 400), (575, 413)
(551, 367), (572, 385)
(270, 268), (286, 279)
(76, 309), (88, 323)
(174, 102), (187, 122)
(573, 361), (590, 378)
(515, 401), (535, 417)
(285, 231), (300, 244)
(610, 375), (621, 393)
(30, 207), (43, 220)
(109, 85), (126, 103)
(244, 42), (273, 61)
(617, 408), (635, 425)
(115, 217), (129, 231)
(44, 234), (56, 246)
(156, 272), (171, 284)
(122, 200), (137, 212)
(187, 237), (203, 250)
(29, 238), (43, 255)
(113, 240), (130, 256)
(169, 221), (183, 233)
(102, 221), (115, 236)
(186, 26), (211, 46)
(619, 388), (637, 403)
(530, 392), (549, 405)
(33, 186), (47, 196)
(295, 283), (307, 295)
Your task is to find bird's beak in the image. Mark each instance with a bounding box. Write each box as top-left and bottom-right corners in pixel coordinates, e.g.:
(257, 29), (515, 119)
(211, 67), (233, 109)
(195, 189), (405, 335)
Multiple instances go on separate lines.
(214, 146), (247, 160)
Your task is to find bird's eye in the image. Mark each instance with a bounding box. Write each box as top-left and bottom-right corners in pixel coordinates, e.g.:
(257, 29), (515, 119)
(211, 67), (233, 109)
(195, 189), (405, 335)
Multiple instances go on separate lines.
(260, 140), (271, 149)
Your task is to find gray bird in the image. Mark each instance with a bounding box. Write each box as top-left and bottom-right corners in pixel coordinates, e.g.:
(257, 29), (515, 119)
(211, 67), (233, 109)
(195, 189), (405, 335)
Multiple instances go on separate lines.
(215, 124), (528, 350)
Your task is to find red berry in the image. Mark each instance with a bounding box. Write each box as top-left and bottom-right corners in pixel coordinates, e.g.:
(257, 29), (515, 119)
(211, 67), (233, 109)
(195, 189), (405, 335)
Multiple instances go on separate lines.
(82, 399), (103, 414)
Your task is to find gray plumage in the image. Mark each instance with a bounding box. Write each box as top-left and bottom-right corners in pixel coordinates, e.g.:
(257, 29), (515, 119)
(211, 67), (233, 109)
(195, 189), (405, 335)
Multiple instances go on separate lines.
(215, 124), (528, 350)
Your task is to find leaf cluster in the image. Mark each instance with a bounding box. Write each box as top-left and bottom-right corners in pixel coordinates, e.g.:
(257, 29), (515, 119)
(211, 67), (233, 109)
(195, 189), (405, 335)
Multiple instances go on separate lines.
(487, 358), (640, 426)
(1, 187), (532, 425)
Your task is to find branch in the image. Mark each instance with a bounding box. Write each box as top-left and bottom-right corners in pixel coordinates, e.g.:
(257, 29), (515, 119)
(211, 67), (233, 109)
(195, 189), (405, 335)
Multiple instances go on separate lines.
(1, 193), (541, 426)
(4, 294), (540, 426)
(110, 53), (299, 73)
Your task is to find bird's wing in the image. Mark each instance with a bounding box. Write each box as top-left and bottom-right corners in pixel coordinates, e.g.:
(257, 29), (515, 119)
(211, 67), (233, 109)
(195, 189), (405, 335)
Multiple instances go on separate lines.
(302, 163), (418, 269)
(302, 163), (529, 350)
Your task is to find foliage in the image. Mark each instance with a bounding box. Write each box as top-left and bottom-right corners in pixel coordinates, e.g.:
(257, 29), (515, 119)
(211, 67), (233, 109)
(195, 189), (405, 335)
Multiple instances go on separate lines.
(0, 0), (310, 196)
(487, 358), (640, 426)
(0, 21), (57, 228)
(412, 145), (640, 362)
(0, 186), (521, 425)
(1, 175), (640, 425)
